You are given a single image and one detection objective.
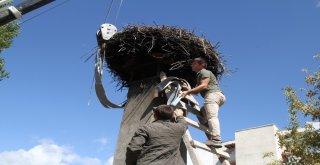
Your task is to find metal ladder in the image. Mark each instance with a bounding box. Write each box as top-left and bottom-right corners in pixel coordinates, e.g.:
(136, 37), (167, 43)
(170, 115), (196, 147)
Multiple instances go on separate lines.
(158, 73), (231, 165)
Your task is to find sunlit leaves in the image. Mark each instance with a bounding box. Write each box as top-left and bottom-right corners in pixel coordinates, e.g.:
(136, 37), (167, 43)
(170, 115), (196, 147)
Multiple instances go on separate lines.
(274, 56), (320, 165)
(0, 22), (20, 81)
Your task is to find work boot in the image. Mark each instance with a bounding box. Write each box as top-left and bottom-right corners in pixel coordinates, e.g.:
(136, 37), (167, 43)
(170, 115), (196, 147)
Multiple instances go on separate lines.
(205, 139), (222, 148)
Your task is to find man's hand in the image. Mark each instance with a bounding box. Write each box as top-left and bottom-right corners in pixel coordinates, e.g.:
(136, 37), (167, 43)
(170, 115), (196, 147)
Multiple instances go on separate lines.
(181, 91), (190, 98)
(181, 82), (190, 91)
(182, 77), (209, 97)
(174, 109), (184, 117)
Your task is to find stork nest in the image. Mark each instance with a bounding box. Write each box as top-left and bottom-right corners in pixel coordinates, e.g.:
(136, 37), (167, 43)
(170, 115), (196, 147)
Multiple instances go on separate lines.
(98, 25), (226, 88)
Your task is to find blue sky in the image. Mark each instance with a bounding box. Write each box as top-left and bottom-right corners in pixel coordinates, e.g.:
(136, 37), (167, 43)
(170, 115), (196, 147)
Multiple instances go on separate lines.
(0, 0), (319, 164)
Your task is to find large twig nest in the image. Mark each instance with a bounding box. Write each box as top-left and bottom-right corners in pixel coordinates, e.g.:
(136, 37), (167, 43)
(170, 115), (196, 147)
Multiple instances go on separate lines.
(98, 25), (226, 88)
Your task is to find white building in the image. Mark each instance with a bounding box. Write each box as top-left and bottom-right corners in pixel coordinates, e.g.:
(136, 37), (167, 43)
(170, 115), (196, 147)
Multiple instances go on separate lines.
(194, 122), (319, 165)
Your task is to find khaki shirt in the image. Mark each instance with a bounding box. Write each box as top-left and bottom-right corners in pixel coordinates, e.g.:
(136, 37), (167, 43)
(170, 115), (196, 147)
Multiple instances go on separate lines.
(197, 68), (221, 97)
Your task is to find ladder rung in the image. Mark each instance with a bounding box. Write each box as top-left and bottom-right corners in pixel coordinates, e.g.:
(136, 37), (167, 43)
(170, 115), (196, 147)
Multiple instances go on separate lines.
(184, 95), (200, 106)
(190, 140), (230, 159)
(184, 117), (213, 135)
(179, 101), (202, 117)
(181, 100), (200, 111)
(185, 104), (202, 117)
(183, 130), (203, 165)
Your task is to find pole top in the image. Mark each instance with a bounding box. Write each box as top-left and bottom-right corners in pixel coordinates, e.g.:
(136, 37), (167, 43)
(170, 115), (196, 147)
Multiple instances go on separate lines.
(0, 0), (11, 6)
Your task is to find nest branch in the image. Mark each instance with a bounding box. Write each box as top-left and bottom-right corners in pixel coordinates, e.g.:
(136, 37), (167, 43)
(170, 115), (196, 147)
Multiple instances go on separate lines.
(97, 25), (226, 88)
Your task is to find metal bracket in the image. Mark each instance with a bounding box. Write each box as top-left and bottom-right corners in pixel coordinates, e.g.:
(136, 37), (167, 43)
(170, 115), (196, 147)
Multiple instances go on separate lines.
(8, 6), (21, 19)
(0, 0), (11, 6)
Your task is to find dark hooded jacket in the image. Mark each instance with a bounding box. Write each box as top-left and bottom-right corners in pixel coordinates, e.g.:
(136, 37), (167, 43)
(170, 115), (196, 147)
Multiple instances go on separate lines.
(126, 116), (187, 165)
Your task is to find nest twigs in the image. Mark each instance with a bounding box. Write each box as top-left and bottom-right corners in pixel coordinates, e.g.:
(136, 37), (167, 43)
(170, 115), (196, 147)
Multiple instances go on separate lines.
(99, 25), (226, 88)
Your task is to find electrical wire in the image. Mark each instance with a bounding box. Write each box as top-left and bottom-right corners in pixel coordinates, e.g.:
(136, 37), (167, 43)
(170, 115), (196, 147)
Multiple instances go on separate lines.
(20, 0), (72, 25)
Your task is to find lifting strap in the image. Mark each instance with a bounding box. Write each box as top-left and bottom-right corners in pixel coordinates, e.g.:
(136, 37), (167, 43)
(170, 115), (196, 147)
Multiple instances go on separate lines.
(94, 52), (125, 108)
(157, 77), (190, 106)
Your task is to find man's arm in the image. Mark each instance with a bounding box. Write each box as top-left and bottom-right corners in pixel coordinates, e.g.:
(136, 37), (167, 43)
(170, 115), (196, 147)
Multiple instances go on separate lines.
(181, 77), (210, 97)
(174, 109), (188, 132)
(126, 127), (148, 165)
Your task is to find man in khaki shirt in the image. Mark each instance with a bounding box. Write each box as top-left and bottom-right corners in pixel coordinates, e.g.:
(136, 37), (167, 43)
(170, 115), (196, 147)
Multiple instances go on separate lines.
(182, 57), (226, 148)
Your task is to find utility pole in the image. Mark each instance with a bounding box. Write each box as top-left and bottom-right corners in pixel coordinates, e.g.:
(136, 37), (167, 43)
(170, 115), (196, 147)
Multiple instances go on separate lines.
(0, 0), (55, 26)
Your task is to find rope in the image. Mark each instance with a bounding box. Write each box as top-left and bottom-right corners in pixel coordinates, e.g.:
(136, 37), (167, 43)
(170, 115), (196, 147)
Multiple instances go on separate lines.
(20, 0), (72, 25)
(103, 0), (124, 25)
(114, 0), (124, 26)
(87, 72), (95, 106)
(103, 0), (114, 23)
(80, 46), (99, 62)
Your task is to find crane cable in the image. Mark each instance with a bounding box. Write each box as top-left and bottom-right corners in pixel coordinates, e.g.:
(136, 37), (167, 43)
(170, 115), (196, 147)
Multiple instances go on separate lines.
(114, 0), (124, 26)
(103, 0), (124, 26)
(103, 0), (114, 23)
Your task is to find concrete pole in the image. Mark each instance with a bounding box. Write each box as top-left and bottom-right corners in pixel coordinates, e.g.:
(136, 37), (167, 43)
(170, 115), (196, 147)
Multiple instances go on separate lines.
(0, 0), (55, 26)
(113, 78), (187, 165)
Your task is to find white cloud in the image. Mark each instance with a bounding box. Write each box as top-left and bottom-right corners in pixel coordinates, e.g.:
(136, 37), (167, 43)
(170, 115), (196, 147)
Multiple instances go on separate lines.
(104, 156), (113, 165)
(95, 137), (109, 151)
(95, 137), (108, 146)
(0, 139), (103, 165)
(317, 1), (320, 7)
(0, 139), (219, 165)
(105, 149), (223, 165)
(102, 150), (216, 165)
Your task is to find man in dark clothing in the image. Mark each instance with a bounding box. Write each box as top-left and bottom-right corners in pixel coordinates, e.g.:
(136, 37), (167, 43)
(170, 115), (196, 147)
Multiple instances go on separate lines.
(126, 105), (187, 165)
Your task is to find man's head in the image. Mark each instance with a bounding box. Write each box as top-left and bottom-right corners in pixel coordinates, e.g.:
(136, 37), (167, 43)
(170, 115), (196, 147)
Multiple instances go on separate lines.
(153, 105), (175, 120)
(191, 57), (207, 72)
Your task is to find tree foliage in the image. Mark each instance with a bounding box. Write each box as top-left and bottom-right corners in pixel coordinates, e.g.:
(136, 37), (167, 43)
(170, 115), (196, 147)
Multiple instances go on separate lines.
(0, 1), (20, 81)
(268, 55), (320, 165)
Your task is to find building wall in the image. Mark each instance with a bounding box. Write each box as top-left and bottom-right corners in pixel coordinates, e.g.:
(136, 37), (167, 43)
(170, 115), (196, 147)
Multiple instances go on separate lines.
(209, 122), (319, 165)
(235, 124), (282, 165)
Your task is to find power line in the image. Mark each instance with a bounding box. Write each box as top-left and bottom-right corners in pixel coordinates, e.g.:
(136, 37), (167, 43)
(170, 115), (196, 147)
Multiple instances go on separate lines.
(20, 0), (71, 25)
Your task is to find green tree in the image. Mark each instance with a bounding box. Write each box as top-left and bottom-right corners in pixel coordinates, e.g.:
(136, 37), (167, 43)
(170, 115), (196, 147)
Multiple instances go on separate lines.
(0, 1), (20, 81)
(267, 55), (320, 165)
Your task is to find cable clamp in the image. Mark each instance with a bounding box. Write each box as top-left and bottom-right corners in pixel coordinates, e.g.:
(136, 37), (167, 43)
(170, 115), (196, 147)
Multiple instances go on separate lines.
(0, 0), (11, 6)
(8, 6), (22, 19)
